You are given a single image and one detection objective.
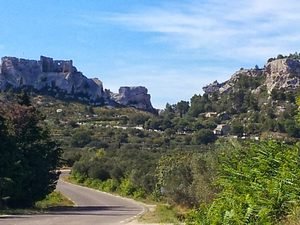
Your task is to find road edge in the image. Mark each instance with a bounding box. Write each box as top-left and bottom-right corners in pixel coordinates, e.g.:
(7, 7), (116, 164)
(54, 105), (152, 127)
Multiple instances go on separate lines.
(59, 179), (155, 224)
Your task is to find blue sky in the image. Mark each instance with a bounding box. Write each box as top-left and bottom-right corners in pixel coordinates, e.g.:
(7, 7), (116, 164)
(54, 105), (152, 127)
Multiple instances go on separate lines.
(1, 0), (300, 108)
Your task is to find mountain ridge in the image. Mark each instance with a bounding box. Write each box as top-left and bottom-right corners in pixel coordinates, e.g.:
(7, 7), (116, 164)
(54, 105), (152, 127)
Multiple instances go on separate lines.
(0, 55), (156, 113)
(203, 54), (300, 96)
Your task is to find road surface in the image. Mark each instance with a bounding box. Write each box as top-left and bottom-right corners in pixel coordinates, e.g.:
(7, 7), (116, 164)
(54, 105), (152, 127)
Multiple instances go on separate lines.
(0, 178), (145, 225)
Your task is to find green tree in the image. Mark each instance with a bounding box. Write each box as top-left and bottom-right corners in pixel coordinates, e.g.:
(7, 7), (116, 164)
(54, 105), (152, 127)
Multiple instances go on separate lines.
(129, 113), (150, 126)
(0, 102), (61, 208)
(156, 152), (216, 207)
(0, 115), (15, 208)
(284, 119), (300, 137)
(230, 120), (244, 136)
(176, 100), (190, 118)
(156, 154), (194, 206)
(296, 97), (300, 125)
(189, 95), (206, 117)
(192, 129), (216, 145)
(71, 129), (92, 147)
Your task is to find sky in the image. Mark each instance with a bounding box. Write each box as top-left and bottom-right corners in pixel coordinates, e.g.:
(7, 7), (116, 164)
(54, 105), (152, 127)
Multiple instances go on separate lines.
(1, 0), (300, 108)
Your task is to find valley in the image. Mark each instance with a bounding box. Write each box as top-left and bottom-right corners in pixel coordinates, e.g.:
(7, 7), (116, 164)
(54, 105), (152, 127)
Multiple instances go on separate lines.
(1, 53), (300, 225)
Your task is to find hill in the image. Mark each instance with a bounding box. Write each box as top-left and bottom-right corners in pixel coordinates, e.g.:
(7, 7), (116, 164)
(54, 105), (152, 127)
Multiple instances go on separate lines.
(0, 56), (156, 113)
(2, 54), (300, 224)
(160, 53), (300, 140)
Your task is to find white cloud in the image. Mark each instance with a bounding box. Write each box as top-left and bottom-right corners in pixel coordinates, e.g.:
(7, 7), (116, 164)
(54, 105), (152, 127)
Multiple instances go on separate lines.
(98, 0), (300, 62)
(77, 0), (300, 108)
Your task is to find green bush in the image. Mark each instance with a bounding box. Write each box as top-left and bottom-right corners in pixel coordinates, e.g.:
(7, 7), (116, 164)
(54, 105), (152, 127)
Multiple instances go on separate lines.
(186, 141), (300, 225)
(192, 129), (216, 145)
(133, 188), (146, 199)
(156, 152), (216, 207)
(119, 178), (136, 196)
(70, 129), (92, 147)
(101, 179), (118, 192)
(35, 191), (74, 209)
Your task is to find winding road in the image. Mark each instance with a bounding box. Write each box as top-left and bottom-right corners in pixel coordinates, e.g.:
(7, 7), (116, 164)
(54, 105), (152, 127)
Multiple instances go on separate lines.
(0, 177), (145, 225)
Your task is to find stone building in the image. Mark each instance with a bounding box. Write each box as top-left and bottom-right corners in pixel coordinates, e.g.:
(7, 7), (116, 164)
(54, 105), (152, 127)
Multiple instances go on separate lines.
(213, 124), (230, 136)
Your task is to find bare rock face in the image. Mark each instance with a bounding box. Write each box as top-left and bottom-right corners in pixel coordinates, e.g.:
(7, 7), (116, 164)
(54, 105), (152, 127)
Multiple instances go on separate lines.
(203, 68), (263, 94)
(0, 56), (156, 112)
(202, 80), (222, 94)
(265, 58), (300, 92)
(203, 58), (300, 95)
(0, 56), (105, 103)
(0, 56), (105, 104)
(111, 86), (155, 112)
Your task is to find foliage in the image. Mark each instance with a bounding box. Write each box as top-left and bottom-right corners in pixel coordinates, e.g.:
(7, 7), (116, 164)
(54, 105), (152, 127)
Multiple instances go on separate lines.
(70, 129), (92, 147)
(192, 129), (216, 145)
(186, 140), (300, 225)
(156, 151), (217, 207)
(0, 100), (61, 208)
(176, 100), (190, 117)
(35, 191), (74, 209)
(230, 120), (244, 136)
(1, 84), (299, 215)
(296, 97), (300, 125)
(72, 146), (160, 198)
(139, 204), (181, 224)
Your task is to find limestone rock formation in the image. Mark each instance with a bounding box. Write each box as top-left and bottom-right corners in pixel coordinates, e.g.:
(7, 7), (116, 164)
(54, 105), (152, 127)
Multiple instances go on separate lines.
(202, 80), (223, 94)
(0, 56), (104, 103)
(203, 57), (300, 95)
(203, 68), (263, 94)
(265, 58), (300, 92)
(110, 86), (155, 113)
(0, 56), (156, 112)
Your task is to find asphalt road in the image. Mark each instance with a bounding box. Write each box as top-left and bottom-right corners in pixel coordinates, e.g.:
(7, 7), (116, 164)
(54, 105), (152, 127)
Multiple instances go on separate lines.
(0, 178), (145, 225)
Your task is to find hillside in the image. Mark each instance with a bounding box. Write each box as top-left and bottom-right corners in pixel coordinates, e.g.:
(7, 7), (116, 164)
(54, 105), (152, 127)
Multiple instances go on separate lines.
(2, 54), (300, 224)
(161, 53), (300, 140)
(1, 54), (299, 159)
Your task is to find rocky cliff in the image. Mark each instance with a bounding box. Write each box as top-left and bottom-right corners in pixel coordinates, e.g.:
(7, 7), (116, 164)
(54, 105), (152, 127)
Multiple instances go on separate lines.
(264, 58), (300, 91)
(203, 57), (300, 95)
(110, 86), (154, 112)
(0, 56), (155, 112)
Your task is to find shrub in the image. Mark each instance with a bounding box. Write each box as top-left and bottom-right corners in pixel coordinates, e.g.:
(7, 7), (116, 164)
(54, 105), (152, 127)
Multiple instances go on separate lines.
(186, 141), (300, 225)
(192, 129), (216, 145)
(119, 178), (136, 196)
(70, 129), (92, 147)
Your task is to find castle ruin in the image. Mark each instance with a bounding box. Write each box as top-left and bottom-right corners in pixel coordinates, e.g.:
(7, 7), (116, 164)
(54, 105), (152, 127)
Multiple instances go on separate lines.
(40, 56), (75, 73)
(0, 55), (75, 75)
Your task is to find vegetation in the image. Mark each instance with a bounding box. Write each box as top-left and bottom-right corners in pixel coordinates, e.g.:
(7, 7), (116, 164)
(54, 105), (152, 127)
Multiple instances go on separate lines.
(183, 94), (300, 224)
(1, 57), (300, 224)
(268, 52), (300, 62)
(139, 204), (181, 224)
(186, 141), (300, 225)
(0, 93), (61, 209)
(35, 191), (74, 209)
(0, 191), (74, 215)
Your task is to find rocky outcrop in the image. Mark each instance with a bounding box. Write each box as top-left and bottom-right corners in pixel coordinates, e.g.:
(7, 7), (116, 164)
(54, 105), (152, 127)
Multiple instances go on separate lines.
(0, 56), (156, 112)
(0, 56), (104, 103)
(203, 58), (300, 95)
(202, 80), (223, 94)
(203, 68), (263, 94)
(265, 58), (300, 92)
(110, 86), (155, 113)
